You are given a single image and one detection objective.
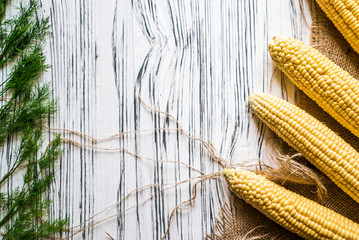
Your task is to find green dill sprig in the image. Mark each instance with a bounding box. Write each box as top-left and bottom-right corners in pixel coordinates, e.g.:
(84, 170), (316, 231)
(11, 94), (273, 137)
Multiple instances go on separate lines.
(0, 135), (65, 232)
(3, 201), (67, 240)
(0, 45), (53, 146)
(0, 0), (9, 24)
(24, 134), (62, 185)
(0, 0), (68, 238)
(0, 84), (56, 144)
(0, 174), (53, 227)
(0, 0), (49, 67)
(4, 209), (67, 239)
(0, 127), (42, 185)
(0, 45), (48, 98)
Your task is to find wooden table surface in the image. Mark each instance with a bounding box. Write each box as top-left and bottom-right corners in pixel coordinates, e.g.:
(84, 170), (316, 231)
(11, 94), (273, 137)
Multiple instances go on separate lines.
(2, 0), (314, 239)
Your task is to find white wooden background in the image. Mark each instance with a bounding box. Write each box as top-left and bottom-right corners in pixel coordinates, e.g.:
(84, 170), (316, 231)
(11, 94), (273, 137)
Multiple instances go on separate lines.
(1, 0), (314, 239)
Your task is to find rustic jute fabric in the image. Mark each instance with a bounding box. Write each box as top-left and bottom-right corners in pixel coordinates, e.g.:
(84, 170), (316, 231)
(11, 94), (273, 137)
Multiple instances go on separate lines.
(206, 2), (359, 240)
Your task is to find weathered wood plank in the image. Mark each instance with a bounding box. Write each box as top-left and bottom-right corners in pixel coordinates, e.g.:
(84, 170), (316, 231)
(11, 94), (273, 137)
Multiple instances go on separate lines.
(0, 0), (312, 239)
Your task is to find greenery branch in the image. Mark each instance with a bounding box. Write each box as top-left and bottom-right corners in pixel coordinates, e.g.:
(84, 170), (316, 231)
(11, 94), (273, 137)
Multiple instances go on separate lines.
(0, 0), (67, 239)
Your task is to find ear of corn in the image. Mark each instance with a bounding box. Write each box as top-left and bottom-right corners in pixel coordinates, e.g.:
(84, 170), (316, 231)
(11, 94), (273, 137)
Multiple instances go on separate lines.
(268, 36), (359, 139)
(223, 168), (359, 240)
(315, 0), (359, 54)
(249, 93), (359, 204)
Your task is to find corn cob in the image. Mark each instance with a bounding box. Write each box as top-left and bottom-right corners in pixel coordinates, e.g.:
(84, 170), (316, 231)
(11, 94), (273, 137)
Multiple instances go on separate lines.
(249, 93), (359, 204)
(223, 168), (359, 240)
(315, 0), (359, 54)
(268, 36), (359, 139)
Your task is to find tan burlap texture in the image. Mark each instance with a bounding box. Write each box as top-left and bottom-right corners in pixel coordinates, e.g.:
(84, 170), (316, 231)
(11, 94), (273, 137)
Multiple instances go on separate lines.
(206, 2), (359, 240)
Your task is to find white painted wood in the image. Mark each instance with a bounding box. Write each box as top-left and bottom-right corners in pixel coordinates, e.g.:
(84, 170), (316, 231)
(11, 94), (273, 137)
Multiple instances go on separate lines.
(1, 0), (313, 239)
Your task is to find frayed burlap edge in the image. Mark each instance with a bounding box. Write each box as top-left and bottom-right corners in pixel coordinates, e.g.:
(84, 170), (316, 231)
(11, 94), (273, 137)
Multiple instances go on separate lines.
(205, 199), (298, 240)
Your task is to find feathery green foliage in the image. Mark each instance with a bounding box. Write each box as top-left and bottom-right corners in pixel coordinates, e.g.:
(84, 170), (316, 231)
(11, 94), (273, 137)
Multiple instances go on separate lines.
(0, 0), (49, 67)
(4, 206), (67, 240)
(0, 84), (57, 144)
(0, 127), (42, 185)
(0, 45), (49, 97)
(0, 0), (9, 24)
(0, 0), (67, 239)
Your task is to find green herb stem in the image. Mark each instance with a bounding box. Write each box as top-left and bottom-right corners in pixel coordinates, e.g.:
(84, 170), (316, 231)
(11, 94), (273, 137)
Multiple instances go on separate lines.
(0, 0), (67, 238)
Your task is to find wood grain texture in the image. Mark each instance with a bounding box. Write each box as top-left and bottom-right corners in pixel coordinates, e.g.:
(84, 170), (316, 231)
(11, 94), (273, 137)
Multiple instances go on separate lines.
(0, 0), (312, 239)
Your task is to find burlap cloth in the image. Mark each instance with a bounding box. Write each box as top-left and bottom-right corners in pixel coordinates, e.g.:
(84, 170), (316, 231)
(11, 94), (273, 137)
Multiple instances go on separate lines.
(206, 2), (359, 240)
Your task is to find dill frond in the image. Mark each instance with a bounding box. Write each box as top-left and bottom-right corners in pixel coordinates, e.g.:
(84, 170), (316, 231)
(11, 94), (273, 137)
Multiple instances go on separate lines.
(0, 0), (67, 238)
(0, 0), (49, 67)
(0, 84), (56, 144)
(0, 0), (9, 24)
(0, 45), (48, 98)
(0, 134), (63, 229)
(0, 127), (42, 185)
(3, 201), (67, 240)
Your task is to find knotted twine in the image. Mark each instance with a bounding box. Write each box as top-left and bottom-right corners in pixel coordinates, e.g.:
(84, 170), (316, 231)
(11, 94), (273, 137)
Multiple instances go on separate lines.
(206, 2), (359, 239)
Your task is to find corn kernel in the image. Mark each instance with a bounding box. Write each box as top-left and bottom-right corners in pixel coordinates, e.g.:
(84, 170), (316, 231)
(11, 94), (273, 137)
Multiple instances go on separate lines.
(223, 168), (359, 240)
(268, 36), (359, 139)
(249, 93), (359, 204)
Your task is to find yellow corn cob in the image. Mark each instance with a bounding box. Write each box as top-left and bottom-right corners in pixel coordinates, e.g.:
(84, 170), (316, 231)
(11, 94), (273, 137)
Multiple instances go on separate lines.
(315, 0), (359, 54)
(249, 93), (359, 204)
(268, 36), (359, 139)
(223, 168), (359, 240)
